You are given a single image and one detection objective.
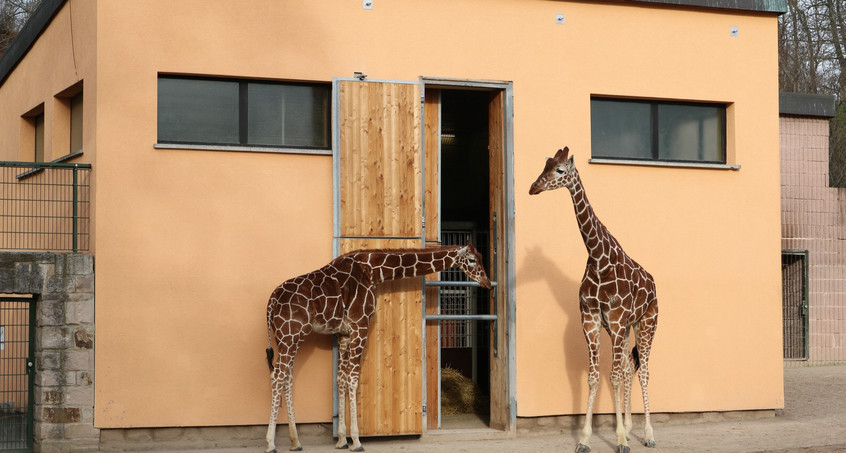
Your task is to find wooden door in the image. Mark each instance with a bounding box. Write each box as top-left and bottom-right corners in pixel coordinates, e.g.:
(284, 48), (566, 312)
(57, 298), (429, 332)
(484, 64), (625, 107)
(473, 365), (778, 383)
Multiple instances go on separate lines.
(487, 89), (510, 431)
(334, 79), (424, 435)
(422, 88), (441, 429)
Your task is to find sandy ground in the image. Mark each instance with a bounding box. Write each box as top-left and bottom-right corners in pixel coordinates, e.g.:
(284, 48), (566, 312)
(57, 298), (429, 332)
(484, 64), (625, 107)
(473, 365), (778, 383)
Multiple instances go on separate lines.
(179, 365), (846, 453)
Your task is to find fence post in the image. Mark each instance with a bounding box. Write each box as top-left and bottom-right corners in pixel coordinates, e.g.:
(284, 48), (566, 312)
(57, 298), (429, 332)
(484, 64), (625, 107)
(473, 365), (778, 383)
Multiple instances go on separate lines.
(72, 165), (79, 253)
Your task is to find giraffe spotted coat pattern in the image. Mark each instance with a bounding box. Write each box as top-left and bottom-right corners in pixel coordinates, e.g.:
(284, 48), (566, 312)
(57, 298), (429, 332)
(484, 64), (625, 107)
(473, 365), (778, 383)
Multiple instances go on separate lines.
(530, 147), (658, 453)
(264, 244), (491, 452)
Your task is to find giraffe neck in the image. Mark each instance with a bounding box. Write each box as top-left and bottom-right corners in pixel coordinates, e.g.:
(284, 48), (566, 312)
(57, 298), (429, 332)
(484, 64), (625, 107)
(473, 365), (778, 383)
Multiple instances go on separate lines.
(359, 246), (462, 284)
(567, 169), (615, 262)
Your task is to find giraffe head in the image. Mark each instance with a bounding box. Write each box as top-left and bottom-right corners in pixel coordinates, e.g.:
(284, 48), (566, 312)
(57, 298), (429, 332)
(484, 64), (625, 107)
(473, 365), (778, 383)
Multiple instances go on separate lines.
(456, 242), (492, 289)
(528, 146), (576, 195)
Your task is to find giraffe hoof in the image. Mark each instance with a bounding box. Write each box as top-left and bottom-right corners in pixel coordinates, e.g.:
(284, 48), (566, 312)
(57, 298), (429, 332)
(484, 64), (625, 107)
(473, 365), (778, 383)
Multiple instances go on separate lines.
(644, 439), (656, 448)
(290, 447), (303, 452)
(615, 445), (630, 453)
(335, 445), (348, 450)
(351, 447), (364, 452)
(576, 444), (591, 453)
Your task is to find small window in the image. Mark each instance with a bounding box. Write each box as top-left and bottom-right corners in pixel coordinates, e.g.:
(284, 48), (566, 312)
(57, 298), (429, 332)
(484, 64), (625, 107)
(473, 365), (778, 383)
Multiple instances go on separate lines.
(157, 76), (330, 149)
(21, 104), (45, 163)
(34, 113), (45, 162)
(591, 98), (726, 164)
(70, 92), (83, 153)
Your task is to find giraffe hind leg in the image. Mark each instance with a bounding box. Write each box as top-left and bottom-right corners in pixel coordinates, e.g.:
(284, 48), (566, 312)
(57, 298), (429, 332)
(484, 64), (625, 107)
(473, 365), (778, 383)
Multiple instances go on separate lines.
(336, 335), (351, 450)
(268, 335), (304, 452)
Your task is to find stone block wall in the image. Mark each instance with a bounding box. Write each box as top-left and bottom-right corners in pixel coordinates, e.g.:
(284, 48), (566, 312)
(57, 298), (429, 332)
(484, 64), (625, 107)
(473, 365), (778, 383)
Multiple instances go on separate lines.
(780, 115), (846, 365)
(0, 252), (97, 452)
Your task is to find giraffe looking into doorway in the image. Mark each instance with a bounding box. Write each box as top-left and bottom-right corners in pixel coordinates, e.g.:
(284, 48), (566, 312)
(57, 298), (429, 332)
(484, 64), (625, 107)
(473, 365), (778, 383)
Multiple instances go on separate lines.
(265, 244), (491, 452)
(529, 147), (658, 453)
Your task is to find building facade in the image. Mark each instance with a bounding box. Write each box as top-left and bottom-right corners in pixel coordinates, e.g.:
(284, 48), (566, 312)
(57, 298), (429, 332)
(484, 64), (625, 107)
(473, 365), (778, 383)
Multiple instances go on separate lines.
(0, 0), (786, 449)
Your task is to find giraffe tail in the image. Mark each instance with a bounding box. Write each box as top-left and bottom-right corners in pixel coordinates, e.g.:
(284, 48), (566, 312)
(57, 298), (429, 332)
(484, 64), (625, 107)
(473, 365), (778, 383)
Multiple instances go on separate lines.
(266, 346), (274, 372)
(632, 346), (641, 371)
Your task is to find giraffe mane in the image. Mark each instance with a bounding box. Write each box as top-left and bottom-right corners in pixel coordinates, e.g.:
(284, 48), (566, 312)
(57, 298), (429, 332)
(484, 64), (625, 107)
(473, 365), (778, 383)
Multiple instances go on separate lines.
(339, 245), (463, 258)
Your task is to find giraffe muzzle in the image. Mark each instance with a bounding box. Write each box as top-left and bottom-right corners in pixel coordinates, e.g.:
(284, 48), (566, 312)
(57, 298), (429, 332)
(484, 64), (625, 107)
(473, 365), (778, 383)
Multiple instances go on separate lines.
(529, 183), (544, 195)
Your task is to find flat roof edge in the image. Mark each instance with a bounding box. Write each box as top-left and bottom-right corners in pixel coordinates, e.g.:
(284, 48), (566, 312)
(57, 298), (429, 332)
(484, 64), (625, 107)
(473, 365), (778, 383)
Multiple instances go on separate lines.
(780, 93), (838, 118)
(623, 0), (787, 14)
(0, 0), (67, 87)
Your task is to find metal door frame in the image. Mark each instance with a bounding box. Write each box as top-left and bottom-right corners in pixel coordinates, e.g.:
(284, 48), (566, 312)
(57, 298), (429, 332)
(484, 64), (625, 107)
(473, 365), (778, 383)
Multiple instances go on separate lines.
(0, 295), (36, 453)
(782, 249), (809, 360)
(419, 77), (516, 433)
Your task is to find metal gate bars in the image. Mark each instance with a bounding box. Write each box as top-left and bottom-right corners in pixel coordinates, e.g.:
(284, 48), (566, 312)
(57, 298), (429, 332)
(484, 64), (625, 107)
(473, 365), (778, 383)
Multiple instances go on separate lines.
(0, 295), (35, 452)
(782, 251), (809, 360)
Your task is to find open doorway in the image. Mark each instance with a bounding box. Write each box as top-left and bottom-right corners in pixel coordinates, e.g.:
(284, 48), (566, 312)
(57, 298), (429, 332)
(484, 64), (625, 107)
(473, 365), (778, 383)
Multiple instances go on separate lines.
(437, 89), (493, 429)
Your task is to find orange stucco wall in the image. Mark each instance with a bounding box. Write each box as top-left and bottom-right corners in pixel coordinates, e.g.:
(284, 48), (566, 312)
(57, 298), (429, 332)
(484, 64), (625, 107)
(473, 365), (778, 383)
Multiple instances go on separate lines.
(0, 0), (783, 429)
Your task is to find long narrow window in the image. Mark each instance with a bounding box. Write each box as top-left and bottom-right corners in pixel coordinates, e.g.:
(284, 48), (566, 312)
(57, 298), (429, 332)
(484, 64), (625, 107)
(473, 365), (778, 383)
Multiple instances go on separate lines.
(34, 113), (44, 162)
(157, 76), (330, 150)
(591, 97), (727, 164)
(70, 92), (83, 153)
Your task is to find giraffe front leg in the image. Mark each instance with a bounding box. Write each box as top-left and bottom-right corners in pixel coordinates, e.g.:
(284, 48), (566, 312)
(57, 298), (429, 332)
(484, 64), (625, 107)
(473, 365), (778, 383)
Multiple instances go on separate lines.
(612, 379), (629, 453)
(345, 328), (368, 452)
(610, 331), (632, 453)
(348, 375), (363, 452)
(637, 315), (658, 448)
(577, 322), (601, 453)
(623, 338), (635, 438)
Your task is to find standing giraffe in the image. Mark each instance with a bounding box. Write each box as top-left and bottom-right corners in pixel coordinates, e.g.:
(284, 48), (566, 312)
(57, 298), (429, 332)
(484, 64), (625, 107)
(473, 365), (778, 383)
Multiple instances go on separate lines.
(265, 243), (491, 452)
(529, 147), (658, 453)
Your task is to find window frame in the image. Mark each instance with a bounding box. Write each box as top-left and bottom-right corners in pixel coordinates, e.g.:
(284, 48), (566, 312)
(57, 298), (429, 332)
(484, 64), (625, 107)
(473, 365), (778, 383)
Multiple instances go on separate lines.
(156, 75), (332, 155)
(590, 96), (732, 169)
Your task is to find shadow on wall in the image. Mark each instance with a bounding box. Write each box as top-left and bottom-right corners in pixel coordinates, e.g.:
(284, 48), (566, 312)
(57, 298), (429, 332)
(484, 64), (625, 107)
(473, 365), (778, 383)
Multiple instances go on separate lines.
(517, 245), (585, 426)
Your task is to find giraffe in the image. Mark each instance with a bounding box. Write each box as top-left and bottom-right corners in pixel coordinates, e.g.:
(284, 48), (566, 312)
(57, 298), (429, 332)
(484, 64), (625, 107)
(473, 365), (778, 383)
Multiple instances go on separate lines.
(264, 243), (492, 453)
(529, 147), (658, 453)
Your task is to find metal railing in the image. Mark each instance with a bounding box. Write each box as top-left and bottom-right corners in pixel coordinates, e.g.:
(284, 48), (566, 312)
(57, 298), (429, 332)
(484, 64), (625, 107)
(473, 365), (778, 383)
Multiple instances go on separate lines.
(0, 161), (91, 252)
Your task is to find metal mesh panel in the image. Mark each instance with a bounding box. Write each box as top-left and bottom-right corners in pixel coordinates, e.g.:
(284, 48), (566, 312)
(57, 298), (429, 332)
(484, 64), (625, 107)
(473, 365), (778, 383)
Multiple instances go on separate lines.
(440, 230), (474, 349)
(782, 253), (808, 360)
(0, 163), (91, 252)
(0, 297), (33, 451)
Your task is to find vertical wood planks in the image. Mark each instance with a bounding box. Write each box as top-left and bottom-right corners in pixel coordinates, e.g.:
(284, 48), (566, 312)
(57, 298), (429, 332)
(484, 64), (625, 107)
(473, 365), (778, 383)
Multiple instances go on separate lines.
(336, 80), (424, 436)
(423, 88), (441, 428)
(487, 90), (509, 431)
(338, 81), (422, 238)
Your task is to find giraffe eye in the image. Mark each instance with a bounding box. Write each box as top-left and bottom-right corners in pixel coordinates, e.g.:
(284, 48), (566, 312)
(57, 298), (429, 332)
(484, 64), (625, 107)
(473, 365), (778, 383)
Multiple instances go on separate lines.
(555, 168), (565, 174)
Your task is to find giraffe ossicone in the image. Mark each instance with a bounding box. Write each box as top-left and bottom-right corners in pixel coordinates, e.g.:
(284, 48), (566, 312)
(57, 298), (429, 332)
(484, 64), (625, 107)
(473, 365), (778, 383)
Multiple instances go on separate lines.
(530, 146), (658, 453)
(264, 243), (491, 453)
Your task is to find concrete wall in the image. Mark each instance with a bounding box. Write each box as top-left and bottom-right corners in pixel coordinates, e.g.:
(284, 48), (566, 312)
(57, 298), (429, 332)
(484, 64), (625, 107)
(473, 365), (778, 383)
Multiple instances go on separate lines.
(0, 252), (96, 453)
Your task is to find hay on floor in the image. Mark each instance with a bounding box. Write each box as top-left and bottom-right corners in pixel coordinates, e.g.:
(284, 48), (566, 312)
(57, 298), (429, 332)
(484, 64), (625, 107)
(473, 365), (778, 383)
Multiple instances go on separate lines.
(440, 367), (488, 415)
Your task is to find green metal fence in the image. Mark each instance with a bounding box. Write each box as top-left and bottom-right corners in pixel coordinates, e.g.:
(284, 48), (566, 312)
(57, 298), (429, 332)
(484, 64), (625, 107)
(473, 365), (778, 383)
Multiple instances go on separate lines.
(0, 295), (36, 452)
(0, 162), (91, 252)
